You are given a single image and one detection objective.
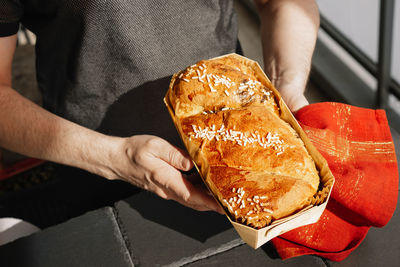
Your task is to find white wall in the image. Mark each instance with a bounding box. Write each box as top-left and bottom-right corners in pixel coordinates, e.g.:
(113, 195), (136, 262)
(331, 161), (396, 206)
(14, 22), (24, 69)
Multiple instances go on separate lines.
(317, 0), (400, 83)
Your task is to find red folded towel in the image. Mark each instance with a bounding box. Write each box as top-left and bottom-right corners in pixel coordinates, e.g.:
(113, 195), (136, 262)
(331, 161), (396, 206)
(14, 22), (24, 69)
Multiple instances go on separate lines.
(271, 102), (399, 261)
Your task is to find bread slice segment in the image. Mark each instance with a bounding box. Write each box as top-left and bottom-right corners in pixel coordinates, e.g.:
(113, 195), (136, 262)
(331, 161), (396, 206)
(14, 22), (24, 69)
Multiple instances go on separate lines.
(180, 106), (319, 191)
(207, 166), (316, 229)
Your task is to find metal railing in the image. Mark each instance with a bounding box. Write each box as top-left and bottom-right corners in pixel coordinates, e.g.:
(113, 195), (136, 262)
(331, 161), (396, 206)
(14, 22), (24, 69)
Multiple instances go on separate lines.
(320, 0), (399, 108)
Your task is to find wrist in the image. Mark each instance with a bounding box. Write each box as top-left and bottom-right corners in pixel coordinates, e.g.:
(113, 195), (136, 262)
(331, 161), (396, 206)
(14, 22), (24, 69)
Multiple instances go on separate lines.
(265, 60), (309, 87)
(77, 132), (125, 181)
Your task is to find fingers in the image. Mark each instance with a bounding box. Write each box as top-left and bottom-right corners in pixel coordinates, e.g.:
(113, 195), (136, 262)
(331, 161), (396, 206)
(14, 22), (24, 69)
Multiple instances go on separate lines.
(275, 84), (309, 113)
(124, 135), (223, 214)
(151, 138), (193, 171)
(192, 184), (225, 214)
(149, 160), (222, 213)
(288, 94), (309, 113)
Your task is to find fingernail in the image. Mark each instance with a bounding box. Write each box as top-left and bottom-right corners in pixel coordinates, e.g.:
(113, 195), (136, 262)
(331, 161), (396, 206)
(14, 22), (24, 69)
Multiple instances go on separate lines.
(183, 160), (190, 170)
(182, 159), (193, 170)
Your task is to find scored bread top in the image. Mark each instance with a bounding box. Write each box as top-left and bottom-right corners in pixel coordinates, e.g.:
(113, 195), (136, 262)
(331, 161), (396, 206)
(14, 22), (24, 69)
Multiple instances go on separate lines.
(167, 55), (320, 229)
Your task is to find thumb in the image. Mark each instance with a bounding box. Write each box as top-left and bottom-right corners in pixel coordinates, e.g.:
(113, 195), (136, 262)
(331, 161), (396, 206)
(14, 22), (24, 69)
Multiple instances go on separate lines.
(288, 94), (309, 113)
(155, 139), (193, 171)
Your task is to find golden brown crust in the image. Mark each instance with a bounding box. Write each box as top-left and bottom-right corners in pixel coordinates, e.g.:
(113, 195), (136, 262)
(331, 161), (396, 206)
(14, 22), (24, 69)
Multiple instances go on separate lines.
(207, 167), (315, 228)
(167, 55), (320, 229)
(169, 57), (279, 118)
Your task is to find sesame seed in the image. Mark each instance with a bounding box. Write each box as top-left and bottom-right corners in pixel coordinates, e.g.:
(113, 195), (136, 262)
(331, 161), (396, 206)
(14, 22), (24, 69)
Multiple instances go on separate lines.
(183, 78), (189, 82)
(260, 196), (268, 199)
(224, 90), (230, 96)
(232, 188), (236, 193)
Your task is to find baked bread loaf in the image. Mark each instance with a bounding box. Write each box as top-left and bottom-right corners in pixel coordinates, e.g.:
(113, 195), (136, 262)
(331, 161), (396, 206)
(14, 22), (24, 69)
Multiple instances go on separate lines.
(166, 55), (320, 229)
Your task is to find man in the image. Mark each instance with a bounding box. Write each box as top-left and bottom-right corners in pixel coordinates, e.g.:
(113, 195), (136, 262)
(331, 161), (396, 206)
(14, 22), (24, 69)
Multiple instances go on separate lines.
(0, 0), (319, 223)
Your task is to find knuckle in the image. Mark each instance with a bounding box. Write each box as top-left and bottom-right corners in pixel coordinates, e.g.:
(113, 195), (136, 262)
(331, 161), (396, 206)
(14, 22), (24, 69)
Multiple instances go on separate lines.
(181, 191), (191, 203)
(155, 189), (170, 200)
(141, 183), (150, 191)
(134, 151), (148, 164)
(143, 136), (163, 150)
(151, 170), (169, 187)
(150, 169), (161, 181)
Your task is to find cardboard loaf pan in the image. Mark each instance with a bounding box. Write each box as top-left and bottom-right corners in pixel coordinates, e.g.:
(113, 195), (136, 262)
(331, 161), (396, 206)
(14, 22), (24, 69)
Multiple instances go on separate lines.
(164, 53), (335, 249)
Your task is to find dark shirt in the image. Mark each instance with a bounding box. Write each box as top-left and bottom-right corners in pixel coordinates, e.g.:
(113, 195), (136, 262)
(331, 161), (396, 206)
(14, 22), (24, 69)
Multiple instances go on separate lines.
(0, 0), (238, 129)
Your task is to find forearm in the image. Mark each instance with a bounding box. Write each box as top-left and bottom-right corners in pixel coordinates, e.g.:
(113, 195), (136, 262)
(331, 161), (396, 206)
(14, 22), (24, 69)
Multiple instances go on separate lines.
(0, 85), (119, 179)
(257, 0), (319, 110)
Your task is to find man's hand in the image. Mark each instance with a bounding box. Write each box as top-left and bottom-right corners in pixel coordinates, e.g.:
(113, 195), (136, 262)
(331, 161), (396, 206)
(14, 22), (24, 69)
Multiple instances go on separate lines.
(255, 0), (319, 112)
(272, 76), (310, 113)
(109, 135), (223, 213)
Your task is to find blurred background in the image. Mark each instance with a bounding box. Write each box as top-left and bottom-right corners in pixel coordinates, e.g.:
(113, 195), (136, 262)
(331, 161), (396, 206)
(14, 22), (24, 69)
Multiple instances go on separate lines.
(1, 0), (399, 192)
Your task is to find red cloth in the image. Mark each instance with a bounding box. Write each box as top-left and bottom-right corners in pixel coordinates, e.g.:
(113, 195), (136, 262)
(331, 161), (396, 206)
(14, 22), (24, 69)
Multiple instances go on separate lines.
(271, 102), (399, 261)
